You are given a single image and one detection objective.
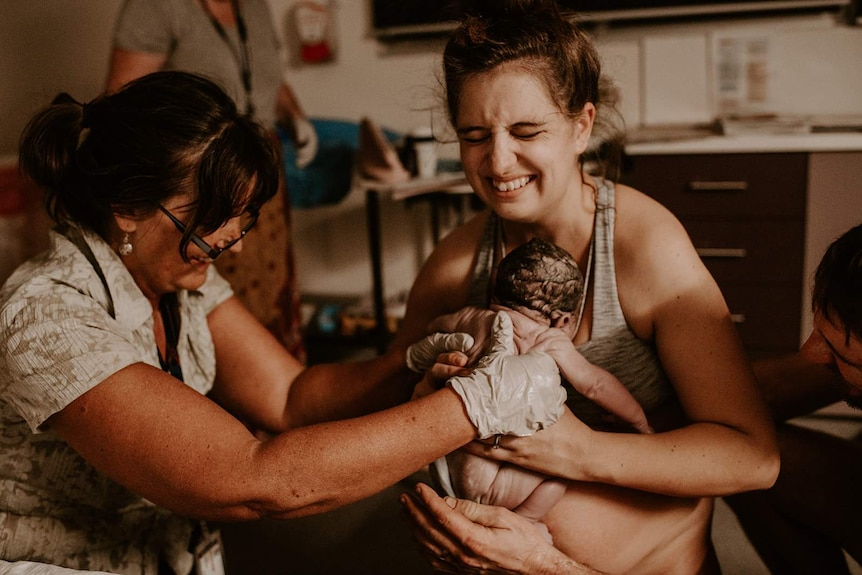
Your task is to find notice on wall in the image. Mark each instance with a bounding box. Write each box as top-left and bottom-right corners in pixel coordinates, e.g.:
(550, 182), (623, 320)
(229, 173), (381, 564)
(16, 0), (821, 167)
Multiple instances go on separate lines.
(712, 34), (771, 117)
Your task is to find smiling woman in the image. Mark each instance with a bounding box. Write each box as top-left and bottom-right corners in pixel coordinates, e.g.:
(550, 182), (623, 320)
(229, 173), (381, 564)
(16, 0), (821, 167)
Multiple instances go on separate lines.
(394, 1), (779, 573)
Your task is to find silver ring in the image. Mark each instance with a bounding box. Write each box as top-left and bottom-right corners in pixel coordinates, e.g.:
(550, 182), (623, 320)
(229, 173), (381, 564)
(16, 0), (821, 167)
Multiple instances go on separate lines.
(493, 434), (502, 449)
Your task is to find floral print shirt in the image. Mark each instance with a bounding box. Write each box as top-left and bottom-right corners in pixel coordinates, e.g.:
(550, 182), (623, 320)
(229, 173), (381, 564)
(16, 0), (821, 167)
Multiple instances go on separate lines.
(0, 225), (232, 574)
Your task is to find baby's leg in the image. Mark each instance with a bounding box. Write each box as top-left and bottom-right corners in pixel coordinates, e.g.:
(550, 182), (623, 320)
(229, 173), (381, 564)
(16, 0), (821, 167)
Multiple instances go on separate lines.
(445, 449), (499, 502)
(513, 476), (569, 522)
(445, 449), (563, 543)
(447, 450), (559, 514)
(477, 461), (566, 543)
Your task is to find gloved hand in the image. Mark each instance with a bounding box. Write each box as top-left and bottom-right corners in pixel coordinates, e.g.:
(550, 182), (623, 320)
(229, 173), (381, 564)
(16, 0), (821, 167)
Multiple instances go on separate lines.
(426, 306), (498, 366)
(292, 116), (319, 168)
(447, 312), (567, 439)
(406, 332), (475, 373)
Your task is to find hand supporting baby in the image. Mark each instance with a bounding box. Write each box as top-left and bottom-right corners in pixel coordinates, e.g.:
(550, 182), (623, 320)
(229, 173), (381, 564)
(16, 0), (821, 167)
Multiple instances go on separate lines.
(407, 311), (568, 439)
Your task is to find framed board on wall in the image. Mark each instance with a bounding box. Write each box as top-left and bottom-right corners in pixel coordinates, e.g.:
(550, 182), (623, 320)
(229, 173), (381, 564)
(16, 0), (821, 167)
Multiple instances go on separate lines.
(371, 0), (854, 38)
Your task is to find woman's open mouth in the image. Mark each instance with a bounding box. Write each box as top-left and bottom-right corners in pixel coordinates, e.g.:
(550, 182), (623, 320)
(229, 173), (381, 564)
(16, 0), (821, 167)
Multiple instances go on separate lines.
(491, 176), (532, 192)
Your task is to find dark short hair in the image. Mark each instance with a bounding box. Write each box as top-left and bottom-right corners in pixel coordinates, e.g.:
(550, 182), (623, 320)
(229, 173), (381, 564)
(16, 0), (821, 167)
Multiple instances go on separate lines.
(493, 237), (584, 318)
(18, 71), (280, 261)
(813, 223), (862, 343)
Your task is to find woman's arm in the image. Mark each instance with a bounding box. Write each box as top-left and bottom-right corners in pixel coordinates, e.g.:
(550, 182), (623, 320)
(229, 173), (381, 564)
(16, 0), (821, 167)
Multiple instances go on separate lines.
(206, 297), (416, 432)
(752, 349), (846, 422)
(105, 48), (167, 93)
(275, 83), (318, 167)
(275, 82), (309, 128)
(48, 333), (475, 523)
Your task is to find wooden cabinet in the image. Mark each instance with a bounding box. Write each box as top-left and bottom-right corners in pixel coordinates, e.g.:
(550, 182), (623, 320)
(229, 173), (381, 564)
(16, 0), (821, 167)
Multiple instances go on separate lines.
(621, 152), (807, 358)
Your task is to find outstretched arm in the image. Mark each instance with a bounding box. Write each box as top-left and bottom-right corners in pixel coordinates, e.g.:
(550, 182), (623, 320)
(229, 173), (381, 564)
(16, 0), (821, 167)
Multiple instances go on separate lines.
(752, 347), (846, 422)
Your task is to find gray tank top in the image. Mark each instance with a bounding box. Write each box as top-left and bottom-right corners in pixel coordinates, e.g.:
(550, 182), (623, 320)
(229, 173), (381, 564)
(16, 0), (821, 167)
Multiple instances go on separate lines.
(467, 178), (673, 427)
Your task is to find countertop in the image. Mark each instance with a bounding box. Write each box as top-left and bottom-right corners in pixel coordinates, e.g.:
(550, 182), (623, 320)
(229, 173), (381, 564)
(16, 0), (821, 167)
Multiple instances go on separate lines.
(626, 131), (862, 155)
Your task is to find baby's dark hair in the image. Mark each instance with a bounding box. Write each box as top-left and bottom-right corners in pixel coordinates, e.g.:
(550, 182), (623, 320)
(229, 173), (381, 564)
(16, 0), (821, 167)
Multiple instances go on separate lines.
(813, 223), (862, 344)
(493, 238), (584, 319)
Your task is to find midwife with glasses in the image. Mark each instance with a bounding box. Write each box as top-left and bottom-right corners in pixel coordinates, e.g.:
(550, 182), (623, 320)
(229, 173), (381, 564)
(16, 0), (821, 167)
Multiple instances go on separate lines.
(107, 0), (320, 362)
(153, 203), (259, 261)
(0, 71), (552, 573)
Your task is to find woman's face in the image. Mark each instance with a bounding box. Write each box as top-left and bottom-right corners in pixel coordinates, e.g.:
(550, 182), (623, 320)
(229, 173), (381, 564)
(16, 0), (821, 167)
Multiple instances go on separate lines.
(454, 64), (594, 223)
(117, 195), (245, 301)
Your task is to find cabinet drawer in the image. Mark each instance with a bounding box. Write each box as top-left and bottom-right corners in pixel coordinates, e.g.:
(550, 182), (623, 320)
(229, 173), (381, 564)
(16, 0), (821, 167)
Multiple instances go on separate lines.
(722, 284), (802, 353)
(682, 218), (804, 285)
(622, 153), (807, 218)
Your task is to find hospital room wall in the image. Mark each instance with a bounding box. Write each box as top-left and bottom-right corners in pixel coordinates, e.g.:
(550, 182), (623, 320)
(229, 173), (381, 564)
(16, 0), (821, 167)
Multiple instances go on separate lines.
(1, 1), (861, 302)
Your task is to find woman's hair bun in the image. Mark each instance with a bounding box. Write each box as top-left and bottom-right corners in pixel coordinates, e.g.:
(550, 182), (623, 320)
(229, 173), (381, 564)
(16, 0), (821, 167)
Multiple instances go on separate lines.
(462, 0), (559, 19)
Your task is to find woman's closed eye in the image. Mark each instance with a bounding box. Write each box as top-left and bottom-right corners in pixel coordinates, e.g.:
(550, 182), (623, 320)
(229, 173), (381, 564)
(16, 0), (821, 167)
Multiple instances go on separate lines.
(458, 128), (491, 144)
(511, 127), (544, 140)
(458, 126), (545, 144)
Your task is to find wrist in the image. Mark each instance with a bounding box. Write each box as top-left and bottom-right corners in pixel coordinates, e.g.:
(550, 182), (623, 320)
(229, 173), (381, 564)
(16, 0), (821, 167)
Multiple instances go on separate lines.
(575, 427), (606, 483)
(434, 386), (479, 441)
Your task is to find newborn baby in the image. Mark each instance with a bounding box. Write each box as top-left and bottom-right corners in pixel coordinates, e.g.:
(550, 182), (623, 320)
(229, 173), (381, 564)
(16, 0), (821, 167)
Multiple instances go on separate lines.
(409, 238), (651, 541)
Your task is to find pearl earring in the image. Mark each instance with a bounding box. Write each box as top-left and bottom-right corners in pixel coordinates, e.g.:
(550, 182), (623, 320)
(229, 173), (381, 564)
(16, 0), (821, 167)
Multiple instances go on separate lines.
(118, 233), (133, 256)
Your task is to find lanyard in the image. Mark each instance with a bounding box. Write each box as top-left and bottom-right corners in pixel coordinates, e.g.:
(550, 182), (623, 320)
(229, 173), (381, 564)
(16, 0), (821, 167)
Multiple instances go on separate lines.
(158, 293), (185, 382)
(201, 0), (254, 117)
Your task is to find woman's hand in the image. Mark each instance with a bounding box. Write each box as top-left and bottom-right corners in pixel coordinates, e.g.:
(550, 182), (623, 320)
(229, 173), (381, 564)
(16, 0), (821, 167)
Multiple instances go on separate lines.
(411, 355), (469, 400)
(461, 409), (594, 481)
(400, 483), (596, 574)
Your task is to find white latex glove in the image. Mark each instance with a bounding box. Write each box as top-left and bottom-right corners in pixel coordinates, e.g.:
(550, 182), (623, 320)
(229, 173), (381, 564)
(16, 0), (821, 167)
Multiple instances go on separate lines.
(406, 332), (475, 373)
(427, 306), (498, 366)
(447, 312), (567, 439)
(292, 117), (318, 168)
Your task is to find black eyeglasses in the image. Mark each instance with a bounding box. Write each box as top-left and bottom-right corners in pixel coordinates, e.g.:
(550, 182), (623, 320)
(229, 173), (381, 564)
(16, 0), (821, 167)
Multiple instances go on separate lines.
(155, 202), (258, 260)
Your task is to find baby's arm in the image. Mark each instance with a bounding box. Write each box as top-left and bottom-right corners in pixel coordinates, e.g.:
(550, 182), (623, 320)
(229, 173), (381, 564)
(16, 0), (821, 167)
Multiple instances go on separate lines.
(532, 329), (652, 434)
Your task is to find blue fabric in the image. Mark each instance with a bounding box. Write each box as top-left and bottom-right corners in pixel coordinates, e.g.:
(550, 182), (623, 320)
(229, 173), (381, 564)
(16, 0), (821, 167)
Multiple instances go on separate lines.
(280, 118), (402, 208)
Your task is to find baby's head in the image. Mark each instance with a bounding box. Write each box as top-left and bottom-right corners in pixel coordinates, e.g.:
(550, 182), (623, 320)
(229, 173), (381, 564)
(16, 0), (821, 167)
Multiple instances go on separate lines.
(492, 238), (584, 334)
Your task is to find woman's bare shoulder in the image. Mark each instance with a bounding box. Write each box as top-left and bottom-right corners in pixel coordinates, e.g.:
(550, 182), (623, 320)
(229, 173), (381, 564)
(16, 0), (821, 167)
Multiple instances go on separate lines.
(613, 183), (693, 264)
(611, 182), (715, 334)
(418, 209), (489, 279)
(396, 210), (490, 344)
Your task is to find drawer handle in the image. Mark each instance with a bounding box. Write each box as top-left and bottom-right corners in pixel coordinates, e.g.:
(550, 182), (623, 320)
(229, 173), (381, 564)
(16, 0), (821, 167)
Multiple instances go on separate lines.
(730, 313), (746, 324)
(687, 181), (749, 192)
(696, 248), (747, 258)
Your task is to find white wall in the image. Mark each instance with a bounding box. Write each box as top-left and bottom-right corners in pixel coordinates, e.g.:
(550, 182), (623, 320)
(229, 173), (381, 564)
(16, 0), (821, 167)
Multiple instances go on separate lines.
(276, 2), (862, 299)
(0, 1), (121, 155)
(2, 1), (862, 301)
